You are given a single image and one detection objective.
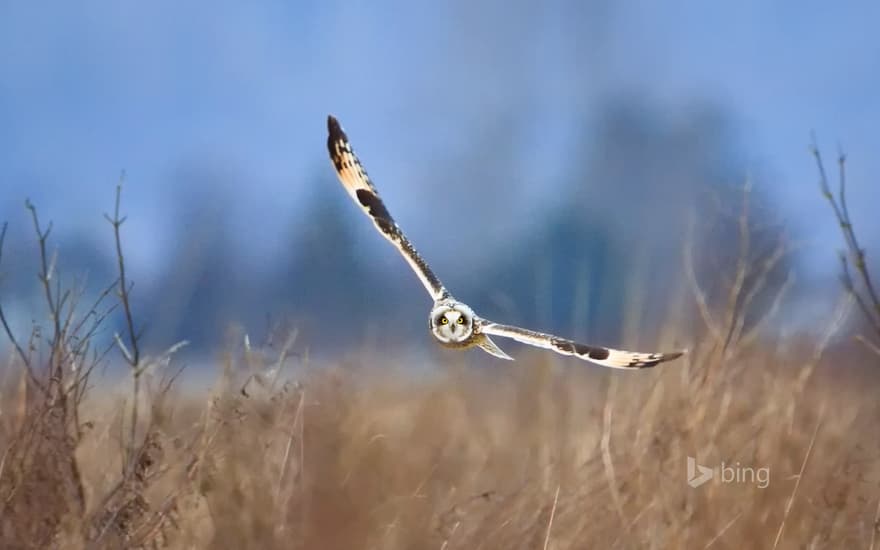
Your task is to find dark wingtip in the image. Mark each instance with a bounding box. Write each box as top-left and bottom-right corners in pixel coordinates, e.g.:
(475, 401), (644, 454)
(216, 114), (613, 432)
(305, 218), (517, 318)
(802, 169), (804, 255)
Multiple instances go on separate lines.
(327, 115), (346, 155)
(639, 350), (686, 369)
(328, 115), (343, 137)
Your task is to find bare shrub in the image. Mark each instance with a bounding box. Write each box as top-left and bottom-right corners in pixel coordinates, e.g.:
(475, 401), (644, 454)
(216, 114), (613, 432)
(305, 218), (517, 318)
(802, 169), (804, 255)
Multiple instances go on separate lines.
(813, 144), (880, 357)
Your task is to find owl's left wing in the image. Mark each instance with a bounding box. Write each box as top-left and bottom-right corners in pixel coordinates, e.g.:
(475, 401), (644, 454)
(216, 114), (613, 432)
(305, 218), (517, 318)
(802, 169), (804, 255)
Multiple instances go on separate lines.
(480, 321), (684, 370)
(326, 115), (449, 301)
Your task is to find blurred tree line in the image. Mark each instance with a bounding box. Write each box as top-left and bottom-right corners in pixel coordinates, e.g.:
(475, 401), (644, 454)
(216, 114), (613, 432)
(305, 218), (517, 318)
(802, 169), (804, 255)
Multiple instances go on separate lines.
(0, 95), (791, 359)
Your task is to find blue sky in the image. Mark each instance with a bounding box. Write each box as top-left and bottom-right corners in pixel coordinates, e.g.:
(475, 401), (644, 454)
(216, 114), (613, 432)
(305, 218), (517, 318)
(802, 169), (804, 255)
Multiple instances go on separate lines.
(1, 0), (878, 283)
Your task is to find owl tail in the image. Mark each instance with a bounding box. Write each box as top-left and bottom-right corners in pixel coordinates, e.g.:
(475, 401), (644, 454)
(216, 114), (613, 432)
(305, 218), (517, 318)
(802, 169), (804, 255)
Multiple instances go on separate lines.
(478, 335), (514, 361)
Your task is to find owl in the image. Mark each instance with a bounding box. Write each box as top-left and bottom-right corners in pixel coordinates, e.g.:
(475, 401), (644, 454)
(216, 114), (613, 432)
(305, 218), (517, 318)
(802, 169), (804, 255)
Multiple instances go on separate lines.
(326, 115), (683, 369)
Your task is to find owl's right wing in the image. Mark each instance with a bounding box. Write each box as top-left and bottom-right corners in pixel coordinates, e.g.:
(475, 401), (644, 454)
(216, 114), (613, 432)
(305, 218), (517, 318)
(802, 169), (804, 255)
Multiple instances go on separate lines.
(327, 115), (449, 302)
(480, 321), (684, 369)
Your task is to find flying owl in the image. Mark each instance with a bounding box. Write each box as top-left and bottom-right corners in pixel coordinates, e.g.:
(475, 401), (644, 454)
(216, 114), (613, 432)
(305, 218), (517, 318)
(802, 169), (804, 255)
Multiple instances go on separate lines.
(326, 115), (684, 369)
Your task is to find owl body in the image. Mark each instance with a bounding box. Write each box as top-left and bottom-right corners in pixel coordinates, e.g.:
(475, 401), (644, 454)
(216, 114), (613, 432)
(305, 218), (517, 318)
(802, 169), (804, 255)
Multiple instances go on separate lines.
(326, 115), (683, 370)
(429, 300), (514, 359)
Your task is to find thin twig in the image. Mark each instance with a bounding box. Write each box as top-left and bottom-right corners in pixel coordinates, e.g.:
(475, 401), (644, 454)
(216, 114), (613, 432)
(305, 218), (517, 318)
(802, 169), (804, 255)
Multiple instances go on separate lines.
(105, 181), (146, 463)
(869, 495), (880, 550)
(739, 272), (794, 349)
(601, 377), (626, 528)
(0, 443), (10, 486)
(684, 214), (721, 342)
(772, 407), (822, 549)
(0, 222), (49, 394)
(813, 144), (880, 343)
(704, 511), (742, 549)
(720, 179), (752, 355)
(728, 236), (790, 347)
(105, 183), (140, 368)
(794, 293), (854, 395)
(269, 329), (298, 392)
(26, 200), (64, 384)
(542, 485), (561, 550)
(277, 387), (305, 498)
(610, 501), (656, 549)
(856, 335), (880, 357)
(839, 253), (878, 334)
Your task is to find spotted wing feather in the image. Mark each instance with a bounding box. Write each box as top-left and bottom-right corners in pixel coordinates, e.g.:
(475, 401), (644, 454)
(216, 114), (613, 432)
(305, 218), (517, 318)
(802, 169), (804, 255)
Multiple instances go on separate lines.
(480, 321), (683, 369)
(327, 115), (448, 301)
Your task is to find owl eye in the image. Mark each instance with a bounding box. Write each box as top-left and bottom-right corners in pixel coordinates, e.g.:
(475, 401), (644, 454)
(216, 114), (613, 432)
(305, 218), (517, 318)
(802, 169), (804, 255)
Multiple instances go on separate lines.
(456, 316), (465, 325)
(439, 317), (449, 325)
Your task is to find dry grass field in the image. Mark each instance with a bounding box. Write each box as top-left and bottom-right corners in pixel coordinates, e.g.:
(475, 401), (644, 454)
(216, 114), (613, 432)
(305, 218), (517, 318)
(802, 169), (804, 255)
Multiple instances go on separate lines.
(1, 336), (878, 549)
(2, 153), (880, 549)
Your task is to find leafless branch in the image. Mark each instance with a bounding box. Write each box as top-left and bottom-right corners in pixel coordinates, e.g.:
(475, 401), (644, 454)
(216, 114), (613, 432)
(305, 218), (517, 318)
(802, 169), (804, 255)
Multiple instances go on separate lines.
(105, 182), (141, 369)
(684, 214), (722, 342)
(25, 200), (65, 385)
(729, 236), (792, 348)
(720, 179), (752, 354)
(0, 222), (49, 395)
(813, 143), (880, 352)
(108, 187), (143, 465)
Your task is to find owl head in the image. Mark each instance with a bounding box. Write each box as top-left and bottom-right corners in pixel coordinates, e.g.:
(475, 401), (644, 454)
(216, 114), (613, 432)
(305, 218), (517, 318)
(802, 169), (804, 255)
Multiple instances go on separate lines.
(430, 301), (476, 344)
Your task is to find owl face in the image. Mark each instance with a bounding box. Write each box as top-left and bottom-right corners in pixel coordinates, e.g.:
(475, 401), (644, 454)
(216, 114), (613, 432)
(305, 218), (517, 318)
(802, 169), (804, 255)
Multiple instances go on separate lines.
(430, 301), (476, 345)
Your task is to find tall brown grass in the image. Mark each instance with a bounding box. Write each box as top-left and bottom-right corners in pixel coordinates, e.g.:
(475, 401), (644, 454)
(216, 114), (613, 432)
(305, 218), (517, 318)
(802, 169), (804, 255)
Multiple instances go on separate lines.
(2, 155), (879, 549)
(2, 339), (878, 549)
